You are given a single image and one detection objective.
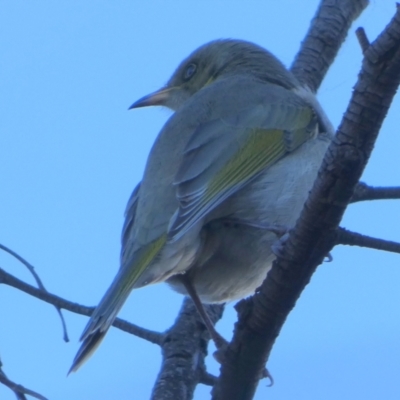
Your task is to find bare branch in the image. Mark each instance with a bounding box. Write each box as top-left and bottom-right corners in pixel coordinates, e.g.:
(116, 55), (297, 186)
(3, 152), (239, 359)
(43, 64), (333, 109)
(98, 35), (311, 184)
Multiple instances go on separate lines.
(336, 227), (400, 253)
(214, 4), (400, 400)
(0, 243), (69, 342)
(151, 299), (224, 400)
(291, 0), (369, 92)
(351, 182), (400, 202)
(114, 317), (163, 346)
(199, 372), (218, 387)
(0, 360), (48, 400)
(0, 267), (163, 345)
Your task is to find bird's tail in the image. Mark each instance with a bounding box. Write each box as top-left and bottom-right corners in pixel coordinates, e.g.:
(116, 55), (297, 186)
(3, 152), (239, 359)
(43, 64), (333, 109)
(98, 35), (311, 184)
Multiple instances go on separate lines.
(69, 235), (167, 373)
(68, 267), (132, 373)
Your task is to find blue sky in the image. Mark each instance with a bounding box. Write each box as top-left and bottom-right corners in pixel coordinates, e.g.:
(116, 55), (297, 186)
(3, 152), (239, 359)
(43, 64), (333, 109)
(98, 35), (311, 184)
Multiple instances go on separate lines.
(1, 1), (399, 399)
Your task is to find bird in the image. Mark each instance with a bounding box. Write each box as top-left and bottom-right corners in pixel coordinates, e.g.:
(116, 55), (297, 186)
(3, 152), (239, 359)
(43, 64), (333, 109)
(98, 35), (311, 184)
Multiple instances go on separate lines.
(69, 38), (333, 372)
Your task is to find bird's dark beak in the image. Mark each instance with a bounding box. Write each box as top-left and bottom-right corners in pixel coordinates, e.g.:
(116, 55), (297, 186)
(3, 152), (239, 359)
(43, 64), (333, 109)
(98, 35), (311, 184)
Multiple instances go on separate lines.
(129, 87), (174, 109)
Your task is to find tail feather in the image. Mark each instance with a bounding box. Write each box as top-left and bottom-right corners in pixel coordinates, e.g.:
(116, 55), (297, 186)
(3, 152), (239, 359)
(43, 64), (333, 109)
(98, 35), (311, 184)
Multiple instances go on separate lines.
(68, 330), (107, 374)
(69, 269), (132, 373)
(69, 237), (167, 373)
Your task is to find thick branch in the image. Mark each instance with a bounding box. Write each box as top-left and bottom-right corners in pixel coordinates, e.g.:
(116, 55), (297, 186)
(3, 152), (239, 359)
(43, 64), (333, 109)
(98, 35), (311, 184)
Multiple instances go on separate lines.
(213, 5), (400, 400)
(0, 267), (163, 345)
(351, 182), (400, 202)
(151, 299), (224, 400)
(291, 0), (369, 92)
(148, 0), (371, 399)
(336, 227), (400, 253)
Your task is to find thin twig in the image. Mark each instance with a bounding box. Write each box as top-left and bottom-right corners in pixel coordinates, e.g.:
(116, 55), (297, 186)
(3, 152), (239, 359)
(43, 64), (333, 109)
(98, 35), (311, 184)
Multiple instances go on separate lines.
(0, 267), (163, 345)
(114, 318), (163, 345)
(0, 363), (47, 400)
(0, 243), (69, 342)
(336, 227), (400, 253)
(355, 27), (370, 53)
(351, 182), (400, 203)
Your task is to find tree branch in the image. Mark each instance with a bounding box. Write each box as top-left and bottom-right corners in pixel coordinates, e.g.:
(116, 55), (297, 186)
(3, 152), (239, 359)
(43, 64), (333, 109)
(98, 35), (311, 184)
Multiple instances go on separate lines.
(0, 243), (69, 342)
(336, 227), (400, 253)
(213, 4), (400, 400)
(0, 267), (163, 346)
(291, 0), (369, 92)
(356, 27), (370, 53)
(0, 359), (48, 400)
(199, 372), (218, 387)
(351, 182), (400, 202)
(150, 299), (224, 400)
(147, 1), (372, 398)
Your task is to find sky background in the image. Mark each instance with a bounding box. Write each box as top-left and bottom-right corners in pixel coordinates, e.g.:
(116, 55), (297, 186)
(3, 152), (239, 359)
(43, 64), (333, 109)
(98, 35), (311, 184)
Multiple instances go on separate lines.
(1, 1), (400, 399)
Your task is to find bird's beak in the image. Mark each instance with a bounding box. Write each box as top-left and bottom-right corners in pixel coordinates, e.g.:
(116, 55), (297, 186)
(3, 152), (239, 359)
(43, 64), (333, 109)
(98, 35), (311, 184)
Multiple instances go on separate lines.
(129, 87), (174, 109)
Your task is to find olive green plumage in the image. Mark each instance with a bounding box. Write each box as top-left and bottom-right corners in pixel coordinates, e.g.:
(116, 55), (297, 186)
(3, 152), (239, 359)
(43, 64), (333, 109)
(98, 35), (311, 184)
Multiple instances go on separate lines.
(69, 39), (332, 372)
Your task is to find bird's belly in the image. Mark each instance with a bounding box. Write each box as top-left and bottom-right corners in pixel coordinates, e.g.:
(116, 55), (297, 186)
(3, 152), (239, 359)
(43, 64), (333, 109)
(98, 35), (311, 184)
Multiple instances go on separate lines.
(168, 134), (330, 303)
(168, 221), (277, 302)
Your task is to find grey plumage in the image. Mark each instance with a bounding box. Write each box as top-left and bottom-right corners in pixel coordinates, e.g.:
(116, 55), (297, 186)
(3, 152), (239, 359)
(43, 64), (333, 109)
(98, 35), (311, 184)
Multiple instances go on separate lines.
(69, 38), (332, 372)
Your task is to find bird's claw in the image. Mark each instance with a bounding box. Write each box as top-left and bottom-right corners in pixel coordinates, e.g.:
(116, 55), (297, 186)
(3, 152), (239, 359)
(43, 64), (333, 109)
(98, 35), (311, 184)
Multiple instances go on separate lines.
(211, 334), (230, 364)
(271, 231), (290, 258)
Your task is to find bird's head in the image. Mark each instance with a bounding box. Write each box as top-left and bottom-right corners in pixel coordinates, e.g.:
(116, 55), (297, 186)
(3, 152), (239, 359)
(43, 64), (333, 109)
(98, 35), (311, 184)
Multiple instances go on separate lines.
(129, 39), (299, 111)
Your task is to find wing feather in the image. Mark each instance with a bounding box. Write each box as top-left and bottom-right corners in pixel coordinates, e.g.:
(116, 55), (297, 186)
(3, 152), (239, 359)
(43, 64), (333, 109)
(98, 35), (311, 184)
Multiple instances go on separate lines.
(169, 102), (317, 241)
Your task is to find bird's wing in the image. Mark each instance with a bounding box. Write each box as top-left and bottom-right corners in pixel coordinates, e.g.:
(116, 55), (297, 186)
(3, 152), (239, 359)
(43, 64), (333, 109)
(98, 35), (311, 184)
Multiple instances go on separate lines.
(169, 100), (317, 241)
(120, 182), (141, 264)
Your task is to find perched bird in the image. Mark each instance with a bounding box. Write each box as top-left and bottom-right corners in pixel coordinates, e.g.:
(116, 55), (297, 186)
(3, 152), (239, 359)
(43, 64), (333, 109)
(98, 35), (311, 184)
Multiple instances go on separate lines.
(69, 39), (333, 372)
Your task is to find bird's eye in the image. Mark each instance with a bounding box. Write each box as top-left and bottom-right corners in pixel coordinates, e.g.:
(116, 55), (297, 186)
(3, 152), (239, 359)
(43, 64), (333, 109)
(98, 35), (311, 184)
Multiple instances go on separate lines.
(183, 63), (197, 81)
